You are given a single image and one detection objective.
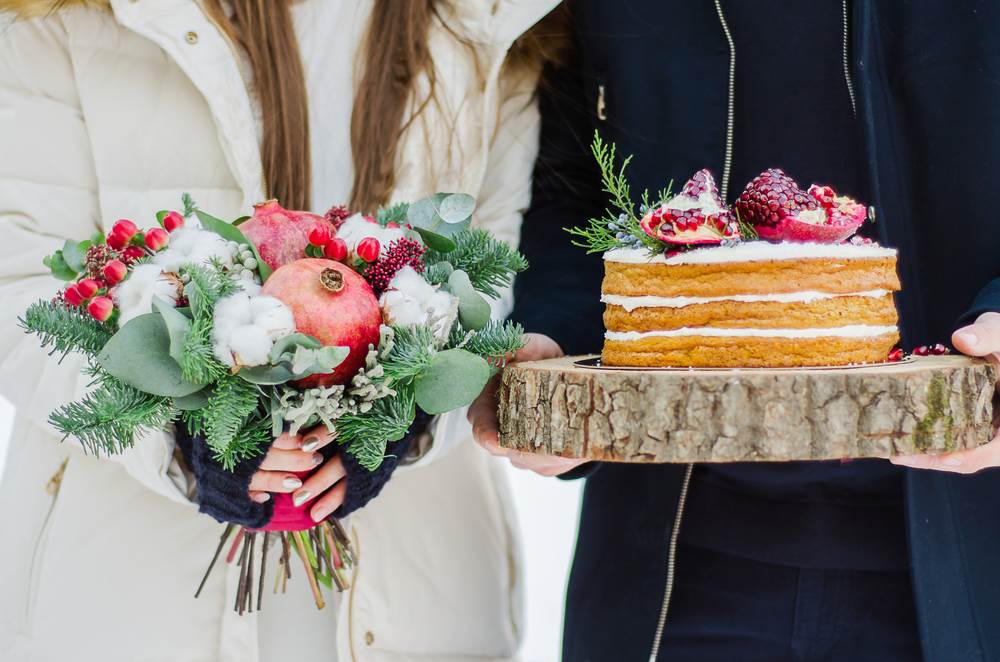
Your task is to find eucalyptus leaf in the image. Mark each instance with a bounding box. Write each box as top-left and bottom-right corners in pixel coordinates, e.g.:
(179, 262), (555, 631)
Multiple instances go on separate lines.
(446, 270), (491, 331)
(238, 364), (299, 385)
(97, 313), (206, 397)
(174, 388), (211, 411)
(195, 209), (273, 282)
(62, 239), (90, 273)
(152, 295), (190, 364)
(437, 193), (475, 224)
(414, 348), (491, 414)
(43, 251), (78, 281)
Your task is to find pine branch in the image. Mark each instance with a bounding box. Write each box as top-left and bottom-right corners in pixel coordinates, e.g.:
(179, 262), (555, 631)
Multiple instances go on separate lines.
(179, 264), (235, 384)
(182, 193), (198, 218)
(376, 203), (409, 226)
(48, 377), (176, 455)
(380, 325), (437, 386)
(448, 320), (524, 363)
(203, 374), (261, 469)
(19, 300), (115, 359)
(338, 390), (416, 471)
(424, 228), (528, 298)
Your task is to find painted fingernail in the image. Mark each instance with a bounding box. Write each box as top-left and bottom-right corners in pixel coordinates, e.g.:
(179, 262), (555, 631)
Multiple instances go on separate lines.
(282, 476), (303, 489)
(251, 492), (270, 503)
(301, 437), (321, 452)
(311, 453), (323, 466)
(956, 331), (978, 349)
(311, 505), (332, 523)
(293, 490), (312, 507)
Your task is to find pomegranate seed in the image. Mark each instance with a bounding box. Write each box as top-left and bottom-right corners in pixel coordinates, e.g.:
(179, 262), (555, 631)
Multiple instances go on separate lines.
(913, 345), (930, 356)
(931, 343), (949, 355)
(887, 348), (904, 362)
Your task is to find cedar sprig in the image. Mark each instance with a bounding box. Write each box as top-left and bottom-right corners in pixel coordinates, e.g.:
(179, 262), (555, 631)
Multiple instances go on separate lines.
(19, 300), (115, 359)
(448, 320), (524, 364)
(734, 208), (759, 240)
(337, 390), (416, 471)
(425, 228), (528, 298)
(48, 376), (176, 455)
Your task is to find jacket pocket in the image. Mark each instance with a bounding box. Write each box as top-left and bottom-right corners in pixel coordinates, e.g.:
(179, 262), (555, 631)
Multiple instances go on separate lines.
(23, 457), (68, 633)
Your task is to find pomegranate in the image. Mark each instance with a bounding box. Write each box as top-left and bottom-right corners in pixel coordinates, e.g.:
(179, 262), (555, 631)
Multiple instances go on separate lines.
(735, 169), (867, 243)
(639, 169), (740, 246)
(260, 258), (382, 386)
(240, 200), (335, 270)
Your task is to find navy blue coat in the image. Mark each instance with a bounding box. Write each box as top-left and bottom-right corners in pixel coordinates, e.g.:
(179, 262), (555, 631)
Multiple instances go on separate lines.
(512, 1), (1000, 659)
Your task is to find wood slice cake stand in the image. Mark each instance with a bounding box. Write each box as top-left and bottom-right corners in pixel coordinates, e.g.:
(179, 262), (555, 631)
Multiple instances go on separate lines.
(497, 355), (998, 463)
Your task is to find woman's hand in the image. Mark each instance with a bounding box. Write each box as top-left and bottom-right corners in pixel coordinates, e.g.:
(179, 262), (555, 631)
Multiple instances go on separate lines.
(891, 312), (1000, 473)
(469, 333), (588, 477)
(248, 425), (349, 522)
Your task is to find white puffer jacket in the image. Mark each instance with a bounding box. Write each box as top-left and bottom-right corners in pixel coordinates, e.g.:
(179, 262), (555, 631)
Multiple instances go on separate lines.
(0, 1), (556, 660)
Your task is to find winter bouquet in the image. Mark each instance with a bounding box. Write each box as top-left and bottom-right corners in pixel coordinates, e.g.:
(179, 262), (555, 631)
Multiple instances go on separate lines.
(20, 193), (526, 611)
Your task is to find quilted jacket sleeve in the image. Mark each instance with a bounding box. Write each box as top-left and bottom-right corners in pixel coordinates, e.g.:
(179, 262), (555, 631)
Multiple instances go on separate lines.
(0, 17), (191, 505)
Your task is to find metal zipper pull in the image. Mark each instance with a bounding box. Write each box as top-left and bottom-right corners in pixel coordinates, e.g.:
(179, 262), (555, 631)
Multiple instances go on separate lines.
(597, 84), (608, 121)
(842, 0), (858, 117)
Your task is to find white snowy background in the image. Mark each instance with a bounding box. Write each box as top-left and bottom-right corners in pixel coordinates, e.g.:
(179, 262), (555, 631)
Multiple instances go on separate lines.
(0, 396), (581, 662)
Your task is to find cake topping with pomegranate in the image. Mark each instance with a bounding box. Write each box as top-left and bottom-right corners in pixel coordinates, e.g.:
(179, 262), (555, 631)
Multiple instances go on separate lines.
(639, 169), (741, 247)
(735, 168), (868, 243)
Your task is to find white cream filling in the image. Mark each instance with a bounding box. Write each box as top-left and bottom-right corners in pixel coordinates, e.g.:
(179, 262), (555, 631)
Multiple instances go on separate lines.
(601, 290), (890, 311)
(605, 325), (898, 341)
(663, 191), (724, 215)
(604, 241), (897, 265)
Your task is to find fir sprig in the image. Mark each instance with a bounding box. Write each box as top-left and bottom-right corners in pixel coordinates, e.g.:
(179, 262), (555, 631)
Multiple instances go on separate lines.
(425, 228), (528, 298)
(19, 300), (115, 359)
(203, 374), (261, 470)
(48, 376), (176, 455)
(376, 203), (409, 227)
(211, 415), (270, 470)
(337, 390), (416, 471)
(380, 325), (437, 386)
(448, 320), (524, 363)
(179, 264), (236, 384)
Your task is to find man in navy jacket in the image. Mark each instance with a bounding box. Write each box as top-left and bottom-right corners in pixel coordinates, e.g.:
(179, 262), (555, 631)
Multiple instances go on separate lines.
(471, 1), (1000, 660)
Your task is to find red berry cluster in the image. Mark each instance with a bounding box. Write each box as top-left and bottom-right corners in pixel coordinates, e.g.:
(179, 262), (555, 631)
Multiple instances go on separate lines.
(364, 238), (426, 294)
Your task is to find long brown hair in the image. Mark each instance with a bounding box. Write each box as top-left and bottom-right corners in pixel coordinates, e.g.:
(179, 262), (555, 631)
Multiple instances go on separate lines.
(203, 0), (312, 211)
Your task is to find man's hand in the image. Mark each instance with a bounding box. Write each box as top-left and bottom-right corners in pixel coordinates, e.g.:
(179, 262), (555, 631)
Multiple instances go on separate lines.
(469, 333), (588, 477)
(891, 312), (1000, 473)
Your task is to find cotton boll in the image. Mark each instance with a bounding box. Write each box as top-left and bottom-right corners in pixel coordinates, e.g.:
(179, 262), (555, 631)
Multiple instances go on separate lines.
(379, 266), (459, 341)
(226, 325), (273, 367)
(113, 263), (181, 327)
(153, 227), (238, 272)
(212, 291), (296, 367)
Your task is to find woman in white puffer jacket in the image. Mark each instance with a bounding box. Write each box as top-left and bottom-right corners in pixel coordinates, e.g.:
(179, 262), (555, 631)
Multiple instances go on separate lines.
(0, 1), (560, 660)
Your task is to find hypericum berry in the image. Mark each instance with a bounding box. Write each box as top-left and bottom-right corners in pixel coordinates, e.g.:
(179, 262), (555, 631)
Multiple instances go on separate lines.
(162, 211), (185, 233)
(102, 259), (128, 285)
(106, 230), (130, 251)
(356, 237), (380, 262)
(144, 227), (170, 251)
(112, 219), (138, 241)
(121, 245), (145, 264)
(323, 237), (348, 261)
(930, 343), (949, 355)
(63, 284), (85, 307)
(76, 278), (101, 299)
(887, 347), (904, 362)
(87, 296), (114, 322)
(309, 225), (332, 247)
(913, 345), (930, 356)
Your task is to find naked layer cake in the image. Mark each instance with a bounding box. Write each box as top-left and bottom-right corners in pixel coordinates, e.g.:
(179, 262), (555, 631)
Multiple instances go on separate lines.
(601, 242), (900, 368)
(569, 148), (902, 368)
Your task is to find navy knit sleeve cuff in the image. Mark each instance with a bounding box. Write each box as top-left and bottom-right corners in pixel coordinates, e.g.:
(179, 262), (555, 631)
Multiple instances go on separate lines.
(955, 277), (1000, 330)
(174, 424), (273, 529)
(333, 410), (431, 518)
